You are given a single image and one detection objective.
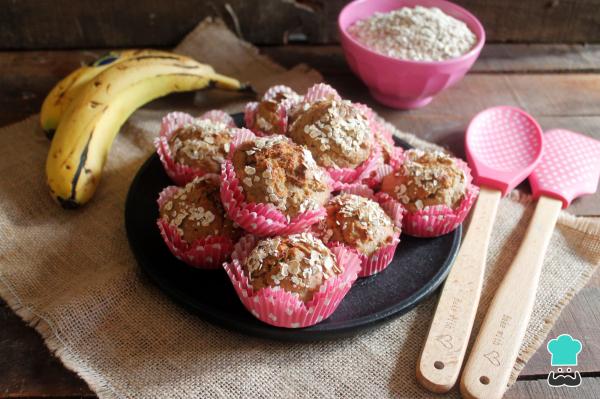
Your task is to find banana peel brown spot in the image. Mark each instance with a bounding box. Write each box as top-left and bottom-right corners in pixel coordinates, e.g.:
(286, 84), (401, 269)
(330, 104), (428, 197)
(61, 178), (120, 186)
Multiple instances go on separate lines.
(67, 130), (94, 204)
(171, 63), (202, 70)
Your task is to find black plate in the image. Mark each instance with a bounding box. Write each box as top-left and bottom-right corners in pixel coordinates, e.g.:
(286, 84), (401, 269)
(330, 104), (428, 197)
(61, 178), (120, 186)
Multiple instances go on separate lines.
(125, 114), (460, 341)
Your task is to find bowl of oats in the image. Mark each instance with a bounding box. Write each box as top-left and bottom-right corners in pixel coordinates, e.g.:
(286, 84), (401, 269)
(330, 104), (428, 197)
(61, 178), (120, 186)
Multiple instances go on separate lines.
(339, 0), (485, 109)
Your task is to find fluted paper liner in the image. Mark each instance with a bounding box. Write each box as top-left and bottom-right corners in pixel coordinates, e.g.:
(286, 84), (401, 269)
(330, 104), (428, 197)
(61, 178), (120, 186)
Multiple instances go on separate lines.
(156, 185), (235, 269)
(317, 184), (404, 277)
(223, 235), (361, 328)
(300, 84), (384, 185)
(220, 129), (327, 236)
(244, 85), (301, 136)
(378, 159), (478, 237)
(155, 111), (235, 185)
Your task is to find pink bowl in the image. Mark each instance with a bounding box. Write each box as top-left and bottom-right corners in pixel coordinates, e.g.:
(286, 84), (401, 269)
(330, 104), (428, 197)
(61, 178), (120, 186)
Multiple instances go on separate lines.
(338, 0), (485, 109)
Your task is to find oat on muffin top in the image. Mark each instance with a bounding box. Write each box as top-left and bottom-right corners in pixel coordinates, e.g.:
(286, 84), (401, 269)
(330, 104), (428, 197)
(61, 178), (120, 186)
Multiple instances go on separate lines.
(232, 135), (331, 218)
(289, 99), (372, 169)
(381, 149), (467, 212)
(316, 193), (396, 256)
(168, 119), (234, 174)
(253, 90), (302, 135)
(159, 177), (239, 242)
(243, 233), (342, 302)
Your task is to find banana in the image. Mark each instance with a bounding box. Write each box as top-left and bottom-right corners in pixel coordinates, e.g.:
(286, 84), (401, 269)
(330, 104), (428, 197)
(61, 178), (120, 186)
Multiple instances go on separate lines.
(40, 49), (182, 136)
(46, 53), (249, 208)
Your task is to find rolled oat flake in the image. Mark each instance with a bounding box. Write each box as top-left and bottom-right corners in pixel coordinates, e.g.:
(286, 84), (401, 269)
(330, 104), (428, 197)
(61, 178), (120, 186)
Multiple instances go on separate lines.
(349, 6), (477, 62)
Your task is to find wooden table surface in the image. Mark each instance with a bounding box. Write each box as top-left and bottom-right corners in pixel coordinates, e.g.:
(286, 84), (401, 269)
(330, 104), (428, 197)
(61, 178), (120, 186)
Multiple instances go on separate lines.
(1, 44), (599, 398)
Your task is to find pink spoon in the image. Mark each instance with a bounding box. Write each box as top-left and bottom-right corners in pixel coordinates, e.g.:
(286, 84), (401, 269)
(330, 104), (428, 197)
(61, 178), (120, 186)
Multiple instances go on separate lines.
(462, 129), (600, 399)
(418, 106), (543, 393)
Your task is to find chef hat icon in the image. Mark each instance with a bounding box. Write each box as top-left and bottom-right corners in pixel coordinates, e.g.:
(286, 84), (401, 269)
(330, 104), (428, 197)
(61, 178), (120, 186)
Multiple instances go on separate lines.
(547, 334), (582, 366)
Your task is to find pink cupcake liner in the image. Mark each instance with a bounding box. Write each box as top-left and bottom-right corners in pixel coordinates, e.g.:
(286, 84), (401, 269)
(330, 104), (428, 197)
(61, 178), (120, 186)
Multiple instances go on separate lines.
(220, 130), (327, 236)
(317, 188), (404, 277)
(263, 85), (302, 110)
(223, 235), (361, 328)
(221, 160), (326, 236)
(376, 156), (479, 237)
(353, 239), (400, 277)
(303, 83), (342, 103)
(243, 102), (259, 131)
(389, 146), (405, 169)
(364, 163), (394, 189)
(154, 111), (233, 185)
(327, 142), (383, 185)
(199, 109), (236, 127)
(156, 185), (235, 269)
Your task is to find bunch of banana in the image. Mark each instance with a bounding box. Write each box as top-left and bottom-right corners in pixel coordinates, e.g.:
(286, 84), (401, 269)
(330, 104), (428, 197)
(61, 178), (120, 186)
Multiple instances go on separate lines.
(43, 50), (250, 208)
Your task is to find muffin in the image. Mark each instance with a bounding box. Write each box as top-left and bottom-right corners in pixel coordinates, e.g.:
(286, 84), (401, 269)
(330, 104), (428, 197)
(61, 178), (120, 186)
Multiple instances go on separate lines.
(155, 111), (236, 185)
(167, 120), (233, 173)
(381, 149), (467, 212)
(244, 233), (342, 302)
(157, 175), (240, 268)
(288, 85), (382, 184)
(315, 192), (402, 276)
(289, 99), (372, 170)
(223, 234), (361, 328)
(244, 85), (302, 136)
(221, 130), (331, 236)
(379, 149), (479, 237)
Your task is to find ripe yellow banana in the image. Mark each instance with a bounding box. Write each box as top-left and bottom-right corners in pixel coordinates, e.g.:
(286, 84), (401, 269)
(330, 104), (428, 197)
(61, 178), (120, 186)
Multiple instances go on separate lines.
(40, 49), (181, 135)
(46, 53), (249, 208)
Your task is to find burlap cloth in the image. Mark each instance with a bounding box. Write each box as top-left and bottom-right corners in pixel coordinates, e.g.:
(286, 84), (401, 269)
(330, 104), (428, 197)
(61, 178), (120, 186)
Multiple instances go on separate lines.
(1, 19), (599, 398)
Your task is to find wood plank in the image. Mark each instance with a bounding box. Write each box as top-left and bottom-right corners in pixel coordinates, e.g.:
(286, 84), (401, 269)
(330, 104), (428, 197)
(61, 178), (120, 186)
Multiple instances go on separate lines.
(475, 44), (600, 73)
(457, 0), (600, 44)
(3, 1), (600, 49)
(0, 299), (93, 397)
(262, 44), (600, 74)
(0, 0), (337, 49)
(506, 376), (600, 399)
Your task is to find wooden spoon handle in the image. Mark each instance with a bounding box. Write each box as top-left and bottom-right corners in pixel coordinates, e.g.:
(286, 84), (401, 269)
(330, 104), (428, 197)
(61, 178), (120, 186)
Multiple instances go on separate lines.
(417, 187), (501, 393)
(460, 195), (562, 399)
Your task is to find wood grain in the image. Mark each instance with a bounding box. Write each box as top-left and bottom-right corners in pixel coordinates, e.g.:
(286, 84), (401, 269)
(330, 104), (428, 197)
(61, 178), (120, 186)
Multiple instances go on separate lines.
(506, 377), (600, 399)
(418, 188), (501, 393)
(461, 196), (563, 399)
(262, 44), (600, 74)
(3, 1), (600, 49)
(0, 299), (93, 397)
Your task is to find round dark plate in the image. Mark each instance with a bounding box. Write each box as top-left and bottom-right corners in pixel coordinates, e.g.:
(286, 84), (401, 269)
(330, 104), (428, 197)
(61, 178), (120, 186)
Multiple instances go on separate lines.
(125, 114), (460, 341)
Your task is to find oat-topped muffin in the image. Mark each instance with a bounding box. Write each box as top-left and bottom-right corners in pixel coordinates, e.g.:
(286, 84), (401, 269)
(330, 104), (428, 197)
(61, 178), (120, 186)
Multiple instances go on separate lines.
(159, 176), (239, 243)
(252, 99), (287, 135)
(243, 233), (342, 301)
(232, 135), (331, 218)
(289, 99), (372, 169)
(315, 193), (397, 256)
(381, 149), (467, 213)
(252, 90), (302, 135)
(168, 119), (234, 174)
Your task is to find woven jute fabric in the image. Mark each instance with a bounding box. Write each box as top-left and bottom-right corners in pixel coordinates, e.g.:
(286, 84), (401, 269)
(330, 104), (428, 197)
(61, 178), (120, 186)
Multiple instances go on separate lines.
(1, 19), (599, 399)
